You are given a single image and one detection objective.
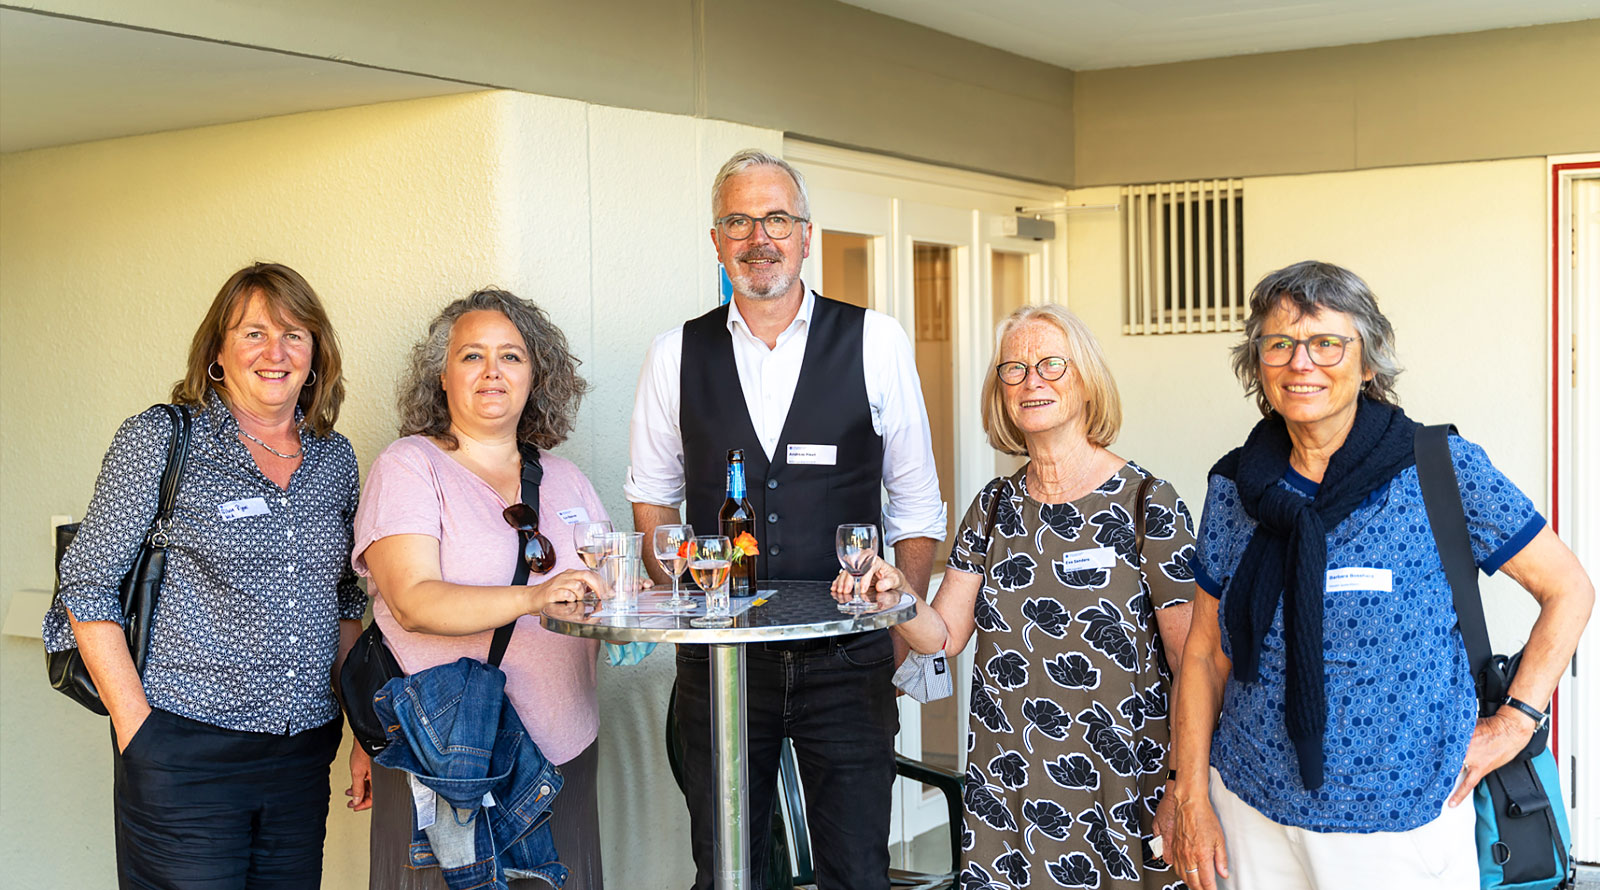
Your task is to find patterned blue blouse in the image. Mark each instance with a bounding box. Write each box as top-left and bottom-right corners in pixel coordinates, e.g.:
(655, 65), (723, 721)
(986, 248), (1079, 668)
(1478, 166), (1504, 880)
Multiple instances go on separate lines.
(1191, 434), (1543, 832)
(43, 392), (365, 735)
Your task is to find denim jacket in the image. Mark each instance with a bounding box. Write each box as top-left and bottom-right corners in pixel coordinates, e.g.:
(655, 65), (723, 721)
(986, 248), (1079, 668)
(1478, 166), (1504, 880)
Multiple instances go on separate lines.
(373, 657), (568, 889)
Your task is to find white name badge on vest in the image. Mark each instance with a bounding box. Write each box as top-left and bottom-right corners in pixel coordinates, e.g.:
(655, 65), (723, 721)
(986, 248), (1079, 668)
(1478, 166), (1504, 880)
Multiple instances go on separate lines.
(1057, 546), (1118, 572)
(1324, 567), (1394, 593)
(786, 444), (837, 466)
(556, 507), (589, 525)
(217, 497), (270, 521)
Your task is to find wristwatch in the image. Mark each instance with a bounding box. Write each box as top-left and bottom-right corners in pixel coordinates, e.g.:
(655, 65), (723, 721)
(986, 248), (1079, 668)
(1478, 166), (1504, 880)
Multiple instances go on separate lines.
(1501, 695), (1549, 731)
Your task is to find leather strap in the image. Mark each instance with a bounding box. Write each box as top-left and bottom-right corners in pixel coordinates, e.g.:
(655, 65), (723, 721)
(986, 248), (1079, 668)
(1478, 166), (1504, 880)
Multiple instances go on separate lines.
(149, 405), (193, 547)
(1133, 474), (1156, 559)
(1413, 424), (1493, 702)
(487, 445), (544, 668)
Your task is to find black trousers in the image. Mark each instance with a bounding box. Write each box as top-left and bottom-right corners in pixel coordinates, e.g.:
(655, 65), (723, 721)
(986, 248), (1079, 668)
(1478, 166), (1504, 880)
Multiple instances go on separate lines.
(675, 630), (900, 890)
(112, 708), (341, 890)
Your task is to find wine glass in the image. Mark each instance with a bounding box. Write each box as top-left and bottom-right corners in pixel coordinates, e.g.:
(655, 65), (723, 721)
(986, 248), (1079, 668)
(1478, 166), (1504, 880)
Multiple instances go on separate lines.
(653, 523), (696, 612)
(573, 520), (613, 569)
(688, 535), (733, 628)
(836, 523), (880, 614)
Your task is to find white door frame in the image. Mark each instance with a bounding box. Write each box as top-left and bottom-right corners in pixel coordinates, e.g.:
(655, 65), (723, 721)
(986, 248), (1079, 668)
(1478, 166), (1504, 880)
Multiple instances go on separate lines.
(1551, 153), (1600, 864)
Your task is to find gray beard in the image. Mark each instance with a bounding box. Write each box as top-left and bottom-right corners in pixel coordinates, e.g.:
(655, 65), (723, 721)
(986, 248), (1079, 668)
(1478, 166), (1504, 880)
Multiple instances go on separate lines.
(728, 267), (796, 301)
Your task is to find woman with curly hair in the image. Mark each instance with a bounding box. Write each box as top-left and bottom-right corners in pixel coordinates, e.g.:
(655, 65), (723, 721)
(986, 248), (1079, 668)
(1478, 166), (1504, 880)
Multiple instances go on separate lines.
(352, 289), (610, 889)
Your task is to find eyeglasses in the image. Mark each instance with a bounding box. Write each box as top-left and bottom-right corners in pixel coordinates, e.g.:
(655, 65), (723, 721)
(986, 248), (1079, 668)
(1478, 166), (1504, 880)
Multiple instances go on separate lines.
(714, 213), (809, 241)
(1254, 334), (1359, 368)
(502, 503), (558, 574)
(996, 356), (1070, 385)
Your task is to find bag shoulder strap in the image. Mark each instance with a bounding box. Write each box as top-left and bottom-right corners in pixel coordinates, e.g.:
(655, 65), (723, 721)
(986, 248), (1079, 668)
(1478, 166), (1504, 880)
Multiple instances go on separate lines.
(488, 445), (544, 667)
(1414, 424), (1493, 696)
(1133, 474), (1157, 559)
(149, 404), (193, 546)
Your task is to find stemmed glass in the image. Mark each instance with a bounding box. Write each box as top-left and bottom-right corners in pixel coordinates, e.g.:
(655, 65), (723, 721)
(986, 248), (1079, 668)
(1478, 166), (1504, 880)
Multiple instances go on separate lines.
(573, 520), (613, 569)
(688, 535), (733, 628)
(836, 523), (880, 614)
(652, 523), (697, 612)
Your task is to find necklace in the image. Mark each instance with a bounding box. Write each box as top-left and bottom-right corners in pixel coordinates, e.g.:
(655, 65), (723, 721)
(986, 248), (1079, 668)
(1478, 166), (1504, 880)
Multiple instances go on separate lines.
(238, 429), (303, 460)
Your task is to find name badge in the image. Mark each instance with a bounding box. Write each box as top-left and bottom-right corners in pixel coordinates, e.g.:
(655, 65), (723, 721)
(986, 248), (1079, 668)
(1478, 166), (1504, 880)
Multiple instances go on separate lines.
(1057, 546), (1117, 572)
(556, 507), (589, 525)
(1325, 567), (1393, 593)
(217, 497), (270, 521)
(787, 444), (837, 466)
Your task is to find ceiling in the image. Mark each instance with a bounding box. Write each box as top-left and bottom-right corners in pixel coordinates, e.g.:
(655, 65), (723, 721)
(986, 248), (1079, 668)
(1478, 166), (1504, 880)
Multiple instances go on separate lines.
(841, 0), (1600, 70)
(0, 9), (478, 153)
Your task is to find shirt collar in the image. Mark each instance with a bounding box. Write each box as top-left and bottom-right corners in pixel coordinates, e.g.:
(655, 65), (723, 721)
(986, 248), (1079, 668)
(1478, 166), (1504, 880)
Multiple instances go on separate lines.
(725, 283), (814, 343)
(204, 387), (309, 448)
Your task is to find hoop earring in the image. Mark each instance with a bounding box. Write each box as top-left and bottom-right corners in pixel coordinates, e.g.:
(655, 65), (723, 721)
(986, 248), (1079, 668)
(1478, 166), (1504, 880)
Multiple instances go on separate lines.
(207, 361), (225, 382)
(303, 368), (318, 387)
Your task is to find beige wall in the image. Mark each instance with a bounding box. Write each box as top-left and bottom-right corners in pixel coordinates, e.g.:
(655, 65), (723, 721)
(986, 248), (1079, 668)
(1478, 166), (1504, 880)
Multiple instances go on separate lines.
(1074, 19), (1600, 186)
(0, 89), (772, 888)
(18, 0), (1075, 184)
(1064, 156), (1551, 643)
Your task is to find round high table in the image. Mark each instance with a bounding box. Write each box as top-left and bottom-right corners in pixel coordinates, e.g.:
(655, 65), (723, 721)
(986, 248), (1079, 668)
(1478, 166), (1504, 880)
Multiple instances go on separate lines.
(542, 580), (914, 890)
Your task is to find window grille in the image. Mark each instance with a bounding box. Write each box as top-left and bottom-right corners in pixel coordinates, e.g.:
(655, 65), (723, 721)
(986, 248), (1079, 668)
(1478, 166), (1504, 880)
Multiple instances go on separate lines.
(1122, 180), (1245, 334)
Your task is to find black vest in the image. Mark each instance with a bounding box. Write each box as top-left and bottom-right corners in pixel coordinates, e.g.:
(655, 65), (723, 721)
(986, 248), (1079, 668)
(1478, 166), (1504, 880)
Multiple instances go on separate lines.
(680, 294), (884, 581)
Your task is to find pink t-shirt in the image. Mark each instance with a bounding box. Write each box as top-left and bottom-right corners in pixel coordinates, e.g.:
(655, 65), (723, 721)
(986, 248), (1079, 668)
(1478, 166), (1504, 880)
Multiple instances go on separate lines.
(352, 435), (604, 765)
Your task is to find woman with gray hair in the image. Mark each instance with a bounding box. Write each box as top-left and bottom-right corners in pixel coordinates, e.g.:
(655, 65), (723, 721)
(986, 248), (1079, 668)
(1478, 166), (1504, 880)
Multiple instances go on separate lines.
(351, 289), (610, 889)
(1167, 260), (1592, 889)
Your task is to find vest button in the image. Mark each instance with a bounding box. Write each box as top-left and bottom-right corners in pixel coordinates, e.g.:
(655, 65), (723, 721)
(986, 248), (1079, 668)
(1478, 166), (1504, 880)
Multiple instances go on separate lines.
(767, 512), (779, 523)
(766, 479), (778, 490)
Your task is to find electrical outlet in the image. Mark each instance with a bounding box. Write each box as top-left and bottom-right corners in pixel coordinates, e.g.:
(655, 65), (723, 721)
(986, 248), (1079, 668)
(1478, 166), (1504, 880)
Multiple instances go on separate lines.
(50, 514), (72, 548)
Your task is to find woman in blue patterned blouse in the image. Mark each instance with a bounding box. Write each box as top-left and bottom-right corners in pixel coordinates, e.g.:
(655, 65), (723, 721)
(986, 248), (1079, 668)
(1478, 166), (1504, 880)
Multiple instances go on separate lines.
(1165, 261), (1592, 890)
(44, 263), (364, 889)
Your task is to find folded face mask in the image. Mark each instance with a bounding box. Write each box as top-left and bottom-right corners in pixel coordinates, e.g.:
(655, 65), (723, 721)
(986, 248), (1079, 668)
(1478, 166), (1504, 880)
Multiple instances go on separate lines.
(604, 641), (657, 667)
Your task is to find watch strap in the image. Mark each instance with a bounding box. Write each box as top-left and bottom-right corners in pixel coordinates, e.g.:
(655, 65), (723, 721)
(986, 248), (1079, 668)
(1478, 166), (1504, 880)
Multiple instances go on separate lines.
(1502, 695), (1548, 728)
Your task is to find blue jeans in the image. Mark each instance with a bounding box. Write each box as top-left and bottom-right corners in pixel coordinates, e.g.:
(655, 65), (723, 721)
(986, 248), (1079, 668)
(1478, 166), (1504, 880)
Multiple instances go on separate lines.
(112, 709), (340, 890)
(675, 630), (900, 890)
(373, 657), (566, 890)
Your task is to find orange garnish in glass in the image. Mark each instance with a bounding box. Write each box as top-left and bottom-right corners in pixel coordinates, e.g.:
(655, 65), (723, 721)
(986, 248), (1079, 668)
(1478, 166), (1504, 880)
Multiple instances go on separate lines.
(678, 540), (694, 559)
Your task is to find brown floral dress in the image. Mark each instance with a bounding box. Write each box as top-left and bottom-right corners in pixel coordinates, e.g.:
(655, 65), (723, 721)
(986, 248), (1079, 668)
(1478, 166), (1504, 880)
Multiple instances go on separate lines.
(948, 462), (1195, 890)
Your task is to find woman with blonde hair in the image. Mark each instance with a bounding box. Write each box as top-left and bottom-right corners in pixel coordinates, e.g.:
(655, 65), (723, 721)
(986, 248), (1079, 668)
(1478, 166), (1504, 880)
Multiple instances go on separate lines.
(840, 303), (1196, 888)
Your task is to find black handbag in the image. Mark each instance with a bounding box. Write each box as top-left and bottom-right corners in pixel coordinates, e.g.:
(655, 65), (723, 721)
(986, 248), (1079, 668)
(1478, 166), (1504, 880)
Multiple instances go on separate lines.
(338, 446), (541, 756)
(47, 404), (192, 715)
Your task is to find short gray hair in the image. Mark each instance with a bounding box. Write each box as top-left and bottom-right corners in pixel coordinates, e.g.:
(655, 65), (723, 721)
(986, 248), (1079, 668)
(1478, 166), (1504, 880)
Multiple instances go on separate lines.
(397, 289), (588, 450)
(711, 149), (810, 221)
(1230, 260), (1402, 416)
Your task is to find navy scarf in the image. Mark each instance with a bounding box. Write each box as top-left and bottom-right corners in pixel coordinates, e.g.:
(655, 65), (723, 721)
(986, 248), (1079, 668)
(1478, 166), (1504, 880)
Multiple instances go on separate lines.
(1211, 397), (1418, 789)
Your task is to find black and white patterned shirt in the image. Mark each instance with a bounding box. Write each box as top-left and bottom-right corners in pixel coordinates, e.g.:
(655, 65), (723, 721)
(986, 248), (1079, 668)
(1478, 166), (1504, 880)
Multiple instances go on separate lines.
(44, 391), (365, 735)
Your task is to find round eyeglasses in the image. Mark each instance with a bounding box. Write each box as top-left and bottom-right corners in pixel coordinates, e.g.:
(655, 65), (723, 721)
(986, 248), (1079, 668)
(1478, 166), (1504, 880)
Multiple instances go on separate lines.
(996, 356), (1070, 385)
(1254, 334), (1359, 367)
(715, 213), (809, 241)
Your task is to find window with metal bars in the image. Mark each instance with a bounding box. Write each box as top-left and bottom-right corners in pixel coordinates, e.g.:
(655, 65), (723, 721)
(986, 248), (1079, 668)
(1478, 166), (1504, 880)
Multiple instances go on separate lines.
(1121, 180), (1245, 334)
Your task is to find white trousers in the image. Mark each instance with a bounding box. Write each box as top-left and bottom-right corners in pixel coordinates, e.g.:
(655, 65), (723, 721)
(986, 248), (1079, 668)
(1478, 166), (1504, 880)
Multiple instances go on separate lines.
(1208, 766), (1479, 890)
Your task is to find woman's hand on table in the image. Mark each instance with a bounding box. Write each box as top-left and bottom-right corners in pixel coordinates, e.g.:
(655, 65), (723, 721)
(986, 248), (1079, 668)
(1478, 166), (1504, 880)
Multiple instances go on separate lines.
(527, 569), (609, 613)
(830, 556), (909, 609)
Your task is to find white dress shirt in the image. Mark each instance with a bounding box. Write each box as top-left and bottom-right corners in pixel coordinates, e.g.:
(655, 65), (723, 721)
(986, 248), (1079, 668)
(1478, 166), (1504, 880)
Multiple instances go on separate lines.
(625, 287), (946, 546)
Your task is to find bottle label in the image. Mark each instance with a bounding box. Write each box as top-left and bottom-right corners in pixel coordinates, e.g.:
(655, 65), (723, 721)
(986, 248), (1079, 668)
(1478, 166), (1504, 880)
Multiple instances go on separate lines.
(727, 462), (746, 499)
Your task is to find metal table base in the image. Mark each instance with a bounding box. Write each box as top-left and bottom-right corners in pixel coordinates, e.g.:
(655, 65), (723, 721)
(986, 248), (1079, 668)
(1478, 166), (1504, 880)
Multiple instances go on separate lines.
(542, 580), (913, 890)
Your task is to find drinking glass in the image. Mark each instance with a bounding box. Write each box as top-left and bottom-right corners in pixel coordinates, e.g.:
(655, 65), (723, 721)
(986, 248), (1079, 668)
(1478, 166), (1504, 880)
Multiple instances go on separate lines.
(652, 523), (696, 612)
(836, 523), (880, 614)
(573, 520), (613, 569)
(600, 531), (644, 561)
(600, 554), (642, 614)
(688, 535), (733, 628)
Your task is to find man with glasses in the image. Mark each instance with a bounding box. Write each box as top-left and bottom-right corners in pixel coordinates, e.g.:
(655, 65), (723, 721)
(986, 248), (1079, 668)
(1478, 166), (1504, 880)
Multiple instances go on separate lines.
(626, 148), (945, 889)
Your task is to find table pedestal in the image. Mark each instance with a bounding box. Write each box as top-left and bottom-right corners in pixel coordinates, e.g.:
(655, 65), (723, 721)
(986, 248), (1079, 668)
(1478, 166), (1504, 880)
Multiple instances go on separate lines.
(711, 642), (750, 890)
